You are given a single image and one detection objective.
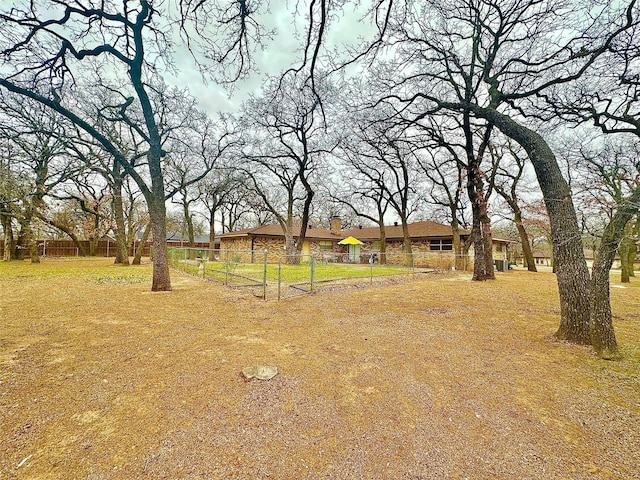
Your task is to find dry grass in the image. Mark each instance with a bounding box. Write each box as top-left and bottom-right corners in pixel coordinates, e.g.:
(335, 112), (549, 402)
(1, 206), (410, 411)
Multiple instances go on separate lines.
(1, 258), (639, 480)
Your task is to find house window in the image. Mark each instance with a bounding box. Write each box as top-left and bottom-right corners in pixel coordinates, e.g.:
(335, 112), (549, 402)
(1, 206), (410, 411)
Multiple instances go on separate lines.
(319, 240), (333, 251)
(371, 241), (381, 252)
(496, 244), (503, 252)
(430, 239), (453, 251)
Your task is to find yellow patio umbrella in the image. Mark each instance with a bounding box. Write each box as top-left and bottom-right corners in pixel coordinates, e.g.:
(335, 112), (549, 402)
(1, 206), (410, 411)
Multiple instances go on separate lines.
(338, 236), (364, 245)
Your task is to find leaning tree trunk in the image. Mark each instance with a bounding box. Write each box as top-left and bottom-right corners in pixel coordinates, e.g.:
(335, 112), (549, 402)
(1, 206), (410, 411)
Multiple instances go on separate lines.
(590, 234), (620, 359)
(591, 189), (640, 357)
(619, 237), (632, 283)
(132, 222), (151, 266)
(619, 219), (635, 283)
(475, 107), (591, 344)
(514, 209), (537, 272)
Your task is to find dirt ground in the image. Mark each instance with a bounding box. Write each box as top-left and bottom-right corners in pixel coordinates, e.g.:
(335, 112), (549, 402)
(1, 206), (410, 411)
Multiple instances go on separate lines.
(1, 258), (639, 480)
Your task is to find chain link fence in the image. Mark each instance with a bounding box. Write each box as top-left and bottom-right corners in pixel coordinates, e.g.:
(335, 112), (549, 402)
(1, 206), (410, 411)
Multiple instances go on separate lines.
(168, 247), (470, 300)
(168, 247), (268, 299)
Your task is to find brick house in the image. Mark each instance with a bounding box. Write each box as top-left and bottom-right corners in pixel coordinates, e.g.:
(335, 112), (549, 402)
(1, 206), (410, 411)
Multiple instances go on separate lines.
(219, 218), (510, 269)
(217, 219), (344, 263)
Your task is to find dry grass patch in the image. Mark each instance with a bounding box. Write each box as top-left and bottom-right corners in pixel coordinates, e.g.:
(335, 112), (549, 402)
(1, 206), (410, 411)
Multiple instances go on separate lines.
(0, 258), (639, 479)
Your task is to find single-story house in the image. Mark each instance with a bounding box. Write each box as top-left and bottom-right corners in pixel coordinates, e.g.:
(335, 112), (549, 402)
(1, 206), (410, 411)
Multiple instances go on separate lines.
(217, 222), (343, 263)
(531, 248), (552, 267)
(219, 218), (510, 270)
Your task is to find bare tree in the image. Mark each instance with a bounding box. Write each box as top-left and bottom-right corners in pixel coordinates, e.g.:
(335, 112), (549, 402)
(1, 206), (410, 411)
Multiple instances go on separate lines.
(239, 73), (335, 261)
(363, 0), (637, 354)
(490, 140), (539, 272)
(412, 116), (491, 274)
(0, 145), (29, 261)
(0, 1), (266, 290)
(0, 94), (84, 262)
(196, 167), (249, 259)
(327, 167), (391, 263)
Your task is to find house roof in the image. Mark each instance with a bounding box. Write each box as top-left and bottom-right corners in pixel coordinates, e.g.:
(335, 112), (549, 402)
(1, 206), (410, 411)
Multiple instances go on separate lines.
(219, 224), (342, 241)
(342, 221), (471, 241)
(166, 233), (211, 243)
(220, 220), (478, 242)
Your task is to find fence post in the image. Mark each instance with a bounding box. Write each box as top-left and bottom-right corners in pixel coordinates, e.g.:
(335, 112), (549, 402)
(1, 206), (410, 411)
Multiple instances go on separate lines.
(262, 250), (268, 300)
(277, 259), (282, 301)
(310, 255), (315, 293)
(370, 256), (373, 284)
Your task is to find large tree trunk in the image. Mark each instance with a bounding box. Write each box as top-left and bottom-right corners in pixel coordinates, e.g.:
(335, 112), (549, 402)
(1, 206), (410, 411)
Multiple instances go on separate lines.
(401, 218), (413, 267)
(467, 184), (495, 279)
(481, 210), (495, 277)
(1, 212), (13, 261)
(475, 107), (591, 344)
(147, 194), (171, 291)
(19, 207), (40, 264)
(112, 174), (130, 265)
(464, 115), (494, 280)
(378, 222), (387, 265)
(451, 218), (464, 271)
(619, 236), (632, 283)
(627, 245), (637, 278)
(284, 230), (299, 265)
(208, 213), (217, 262)
(15, 211), (31, 260)
(469, 210), (485, 279)
(185, 209), (195, 249)
(295, 170), (315, 261)
(28, 227), (40, 264)
(183, 201), (196, 260)
(129, 43), (171, 292)
(630, 216), (639, 278)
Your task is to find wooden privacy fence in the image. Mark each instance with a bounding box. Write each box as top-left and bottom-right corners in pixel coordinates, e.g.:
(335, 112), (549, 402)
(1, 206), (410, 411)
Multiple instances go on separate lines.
(0, 239), (210, 258)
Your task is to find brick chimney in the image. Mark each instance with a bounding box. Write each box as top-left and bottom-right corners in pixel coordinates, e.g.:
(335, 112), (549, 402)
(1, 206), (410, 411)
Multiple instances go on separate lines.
(330, 216), (342, 235)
